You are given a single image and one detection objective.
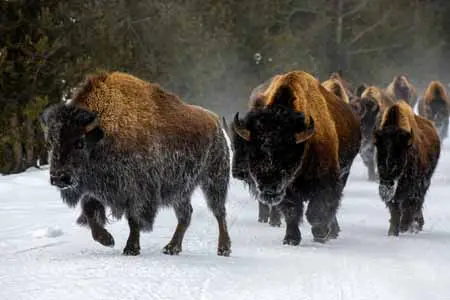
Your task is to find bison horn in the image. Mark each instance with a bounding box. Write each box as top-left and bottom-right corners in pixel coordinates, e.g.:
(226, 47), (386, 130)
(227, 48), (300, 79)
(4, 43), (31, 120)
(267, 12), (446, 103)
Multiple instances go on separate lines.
(232, 112), (251, 141)
(295, 116), (315, 144)
(85, 117), (100, 133)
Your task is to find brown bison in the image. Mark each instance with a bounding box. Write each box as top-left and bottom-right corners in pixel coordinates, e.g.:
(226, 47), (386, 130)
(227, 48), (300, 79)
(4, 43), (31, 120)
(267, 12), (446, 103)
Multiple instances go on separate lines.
(39, 71), (232, 256)
(374, 100), (440, 236)
(322, 78), (350, 103)
(418, 80), (449, 141)
(231, 71), (361, 245)
(226, 77), (283, 227)
(386, 75), (418, 108)
(350, 86), (395, 181)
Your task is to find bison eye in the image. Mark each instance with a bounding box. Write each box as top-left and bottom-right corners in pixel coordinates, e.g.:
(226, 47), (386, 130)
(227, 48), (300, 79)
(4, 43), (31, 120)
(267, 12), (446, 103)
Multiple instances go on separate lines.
(74, 138), (84, 149)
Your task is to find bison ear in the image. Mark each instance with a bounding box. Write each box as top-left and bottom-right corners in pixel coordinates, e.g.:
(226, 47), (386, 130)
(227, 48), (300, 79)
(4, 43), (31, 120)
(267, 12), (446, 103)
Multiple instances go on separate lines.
(232, 112), (251, 141)
(295, 116), (315, 144)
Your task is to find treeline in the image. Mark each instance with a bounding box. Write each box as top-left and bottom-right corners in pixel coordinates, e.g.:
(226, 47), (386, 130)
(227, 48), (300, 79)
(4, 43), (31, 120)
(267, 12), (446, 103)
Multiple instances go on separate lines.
(1, 0), (450, 174)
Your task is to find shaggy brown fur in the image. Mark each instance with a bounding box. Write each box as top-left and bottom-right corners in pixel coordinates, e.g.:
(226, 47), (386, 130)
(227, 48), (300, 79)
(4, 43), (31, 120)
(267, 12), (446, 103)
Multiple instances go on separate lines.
(322, 79), (350, 103)
(418, 80), (450, 116)
(380, 100), (438, 173)
(329, 72), (353, 95)
(70, 71), (220, 152)
(386, 75), (418, 108)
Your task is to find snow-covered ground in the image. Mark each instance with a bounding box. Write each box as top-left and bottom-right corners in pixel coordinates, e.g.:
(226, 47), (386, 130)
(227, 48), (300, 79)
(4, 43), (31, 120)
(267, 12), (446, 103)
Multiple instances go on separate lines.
(1, 141), (450, 300)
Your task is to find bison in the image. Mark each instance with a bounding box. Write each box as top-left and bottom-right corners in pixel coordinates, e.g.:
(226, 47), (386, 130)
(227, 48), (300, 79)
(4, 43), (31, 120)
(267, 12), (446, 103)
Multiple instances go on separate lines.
(386, 75), (418, 108)
(39, 71), (232, 256)
(231, 71), (361, 245)
(350, 86), (395, 181)
(418, 80), (449, 141)
(223, 78), (283, 227)
(374, 100), (440, 236)
(322, 78), (350, 104)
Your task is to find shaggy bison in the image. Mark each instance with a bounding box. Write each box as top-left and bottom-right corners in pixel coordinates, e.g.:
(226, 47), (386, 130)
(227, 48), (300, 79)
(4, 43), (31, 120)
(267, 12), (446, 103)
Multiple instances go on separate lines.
(40, 71), (232, 256)
(231, 71), (361, 245)
(386, 75), (418, 108)
(418, 80), (449, 141)
(350, 86), (395, 181)
(374, 100), (440, 236)
(322, 78), (350, 103)
(225, 78), (283, 227)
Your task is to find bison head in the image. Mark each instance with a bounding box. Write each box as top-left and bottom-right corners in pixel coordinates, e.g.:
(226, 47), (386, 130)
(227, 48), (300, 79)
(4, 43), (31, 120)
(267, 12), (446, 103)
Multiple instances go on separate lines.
(40, 103), (105, 190)
(428, 100), (449, 137)
(232, 107), (315, 206)
(373, 126), (412, 184)
(350, 98), (380, 140)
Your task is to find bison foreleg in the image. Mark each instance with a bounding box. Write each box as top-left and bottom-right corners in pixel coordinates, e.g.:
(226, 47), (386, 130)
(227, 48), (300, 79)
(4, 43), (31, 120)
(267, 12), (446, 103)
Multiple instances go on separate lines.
(163, 202), (192, 256)
(82, 198), (114, 247)
(258, 201), (270, 223)
(279, 201), (303, 246)
(387, 201), (401, 236)
(329, 216), (341, 239)
(306, 187), (341, 243)
(269, 205), (282, 227)
(123, 216), (141, 256)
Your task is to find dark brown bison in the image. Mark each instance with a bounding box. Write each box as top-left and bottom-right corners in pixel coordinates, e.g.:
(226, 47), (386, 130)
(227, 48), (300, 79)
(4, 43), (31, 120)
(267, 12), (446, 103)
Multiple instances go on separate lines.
(418, 80), (449, 141)
(350, 86), (395, 181)
(222, 115), (282, 227)
(374, 100), (440, 236)
(39, 71), (232, 256)
(231, 71), (361, 245)
(386, 75), (418, 108)
(226, 77), (283, 227)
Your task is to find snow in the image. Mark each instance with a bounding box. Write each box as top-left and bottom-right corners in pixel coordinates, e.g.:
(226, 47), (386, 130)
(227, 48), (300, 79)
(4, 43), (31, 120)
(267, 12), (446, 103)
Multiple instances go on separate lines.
(2, 142), (450, 300)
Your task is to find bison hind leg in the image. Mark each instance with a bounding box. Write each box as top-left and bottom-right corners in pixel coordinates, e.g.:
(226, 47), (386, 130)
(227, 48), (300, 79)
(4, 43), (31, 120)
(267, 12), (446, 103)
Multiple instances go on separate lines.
(200, 174), (232, 256)
(162, 200), (193, 256)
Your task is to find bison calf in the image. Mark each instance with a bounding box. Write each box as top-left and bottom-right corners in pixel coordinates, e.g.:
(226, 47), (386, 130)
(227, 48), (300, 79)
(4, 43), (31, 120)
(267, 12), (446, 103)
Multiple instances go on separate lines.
(374, 100), (440, 236)
(40, 71), (232, 257)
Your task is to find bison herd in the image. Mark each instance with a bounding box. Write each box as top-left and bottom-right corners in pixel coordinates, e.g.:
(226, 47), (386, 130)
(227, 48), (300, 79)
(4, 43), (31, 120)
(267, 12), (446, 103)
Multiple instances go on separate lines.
(39, 70), (447, 256)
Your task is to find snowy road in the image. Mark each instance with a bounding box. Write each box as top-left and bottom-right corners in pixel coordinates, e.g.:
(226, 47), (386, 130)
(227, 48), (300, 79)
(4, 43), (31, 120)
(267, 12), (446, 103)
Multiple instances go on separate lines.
(1, 142), (450, 300)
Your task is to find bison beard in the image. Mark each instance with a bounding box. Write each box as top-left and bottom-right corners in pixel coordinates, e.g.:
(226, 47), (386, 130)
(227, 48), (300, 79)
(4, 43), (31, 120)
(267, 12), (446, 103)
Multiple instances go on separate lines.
(40, 102), (232, 257)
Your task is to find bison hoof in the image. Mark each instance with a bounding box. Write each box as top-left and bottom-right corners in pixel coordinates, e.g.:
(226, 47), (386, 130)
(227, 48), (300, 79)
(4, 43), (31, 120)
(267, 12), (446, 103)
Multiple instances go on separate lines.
(258, 217), (269, 223)
(93, 230), (115, 247)
(123, 246), (140, 256)
(311, 227), (330, 244)
(269, 221), (281, 227)
(123, 248), (140, 256)
(76, 214), (88, 226)
(283, 238), (300, 246)
(162, 244), (182, 255)
(217, 246), (231, 257)
(388, 227), (399, 236)
(329, 232), (339, 239)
